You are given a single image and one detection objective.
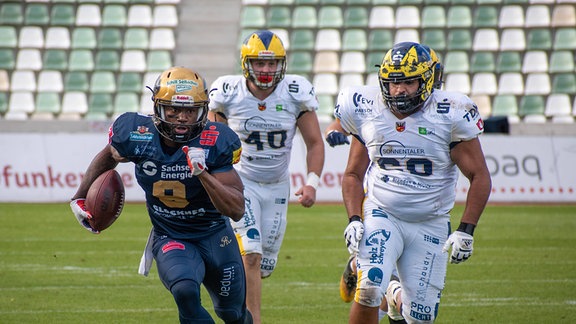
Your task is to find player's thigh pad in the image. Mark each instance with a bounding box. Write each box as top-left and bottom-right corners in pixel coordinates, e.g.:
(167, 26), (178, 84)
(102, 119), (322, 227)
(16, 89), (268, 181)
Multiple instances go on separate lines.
(355, 201), (403, 307)
(396, 217), (449, 323)
(153, 236), (205, 290)
(232, 178), (289, 277)
(201, 224), (248, 322)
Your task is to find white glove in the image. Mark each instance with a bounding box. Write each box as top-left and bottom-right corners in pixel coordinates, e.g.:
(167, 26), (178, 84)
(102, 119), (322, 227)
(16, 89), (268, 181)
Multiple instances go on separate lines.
(442, 231), (473, 264)
(344, 216), (364, 254)
(182, 146), (207, 176)
(70, 198), (99, 234)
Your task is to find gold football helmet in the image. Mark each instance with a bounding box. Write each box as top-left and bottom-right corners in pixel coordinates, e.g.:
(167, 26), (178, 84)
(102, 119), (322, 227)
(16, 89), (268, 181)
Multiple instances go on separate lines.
(240, 30), (286, 89)
(379, 42), (435, 115)
(151, 66), (208, 143)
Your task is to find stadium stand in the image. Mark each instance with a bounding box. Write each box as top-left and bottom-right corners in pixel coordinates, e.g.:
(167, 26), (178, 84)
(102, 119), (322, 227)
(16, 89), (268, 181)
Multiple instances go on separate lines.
(0, 0), (575, 134)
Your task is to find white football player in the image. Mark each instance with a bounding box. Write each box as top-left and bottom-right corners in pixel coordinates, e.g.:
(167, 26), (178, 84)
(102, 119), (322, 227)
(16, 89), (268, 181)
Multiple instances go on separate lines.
(338, 42), (491, 323)
(207, 30), (325, 324)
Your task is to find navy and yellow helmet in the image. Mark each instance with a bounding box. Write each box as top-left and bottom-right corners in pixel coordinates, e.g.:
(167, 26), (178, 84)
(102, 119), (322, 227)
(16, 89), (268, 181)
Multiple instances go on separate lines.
(151, 66), (209, 143)
(379, 42), (435, 115)
(421, 45), (444, 90)
(240, 30), (286, 89)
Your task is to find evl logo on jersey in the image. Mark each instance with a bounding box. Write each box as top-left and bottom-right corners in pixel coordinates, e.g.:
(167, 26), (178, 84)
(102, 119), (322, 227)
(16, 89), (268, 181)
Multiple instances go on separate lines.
(352, 92), (374, 109)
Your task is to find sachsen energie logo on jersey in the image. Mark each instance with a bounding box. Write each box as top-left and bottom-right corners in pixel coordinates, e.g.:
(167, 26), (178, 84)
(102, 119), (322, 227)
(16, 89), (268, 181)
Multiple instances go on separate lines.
(130, 125), (154, 141)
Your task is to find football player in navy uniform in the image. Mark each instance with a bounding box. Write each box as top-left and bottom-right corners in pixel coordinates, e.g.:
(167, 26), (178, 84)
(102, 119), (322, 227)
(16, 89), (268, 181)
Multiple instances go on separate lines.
(208, 30), (325, 324)
(337, 42), (491, 323)
(70, 66), (252, 324)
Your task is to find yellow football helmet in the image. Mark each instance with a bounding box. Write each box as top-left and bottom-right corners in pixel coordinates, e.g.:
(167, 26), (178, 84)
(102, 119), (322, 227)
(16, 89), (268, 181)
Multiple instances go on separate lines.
(151, 66), (209, 143)
(240, 30), (286, 89)
(422, 45), (444, 90)
(379, 42), (435, 115)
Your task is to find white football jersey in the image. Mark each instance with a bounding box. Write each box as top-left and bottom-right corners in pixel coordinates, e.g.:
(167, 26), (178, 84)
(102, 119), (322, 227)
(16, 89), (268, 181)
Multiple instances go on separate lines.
(209, 75), (318, 183)
(336, 86), (484, 222)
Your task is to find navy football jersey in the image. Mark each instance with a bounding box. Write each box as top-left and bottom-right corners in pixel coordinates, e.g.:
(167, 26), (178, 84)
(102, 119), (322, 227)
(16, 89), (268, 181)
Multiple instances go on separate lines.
(110, 112), (242, 239)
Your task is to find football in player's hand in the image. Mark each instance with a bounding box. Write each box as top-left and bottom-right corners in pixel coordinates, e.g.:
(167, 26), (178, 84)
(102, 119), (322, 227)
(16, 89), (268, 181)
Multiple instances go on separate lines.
(85, 170), (125, 232)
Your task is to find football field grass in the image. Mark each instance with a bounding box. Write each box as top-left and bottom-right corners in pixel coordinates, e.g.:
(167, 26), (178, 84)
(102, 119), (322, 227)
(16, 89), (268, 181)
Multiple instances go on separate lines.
(1, 203), (575, 323)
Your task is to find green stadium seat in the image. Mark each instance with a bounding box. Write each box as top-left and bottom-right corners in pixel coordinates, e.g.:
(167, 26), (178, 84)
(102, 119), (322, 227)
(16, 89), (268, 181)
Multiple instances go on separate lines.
(444, 51), (469, 73)
(43, 49), (68, 70)
(0, 3), (24, 25)
(114, 92), (140, 115)
(98, 28), (123, 49)
(317, 94), (335, 122)
(447, 6), (471, 28)
(71, 28), (97, 49)
(292, 6), (317, 28)
(366, 52), (383, 70)
(287, 51), (313, 74)
(342, 29), (367, 51)
(519, 95), (545, 118)
(267, 6), (291, 28)
(518, 95), (546, 123)
(90, 71), (116, 93)
(25, 4), (49, 26)
(552, 74), (576, 95)
(0, 92), (8, 116)
(34, 92), (61, 119)
(527, 28), (552, 50)
(496, 52), (522, 73)
(295, 0), (319, 3)
(102, 4), (127, 26)
(421, 6), (446, 28)
(447, 29), (472, 50)
(470, 52), (496, 73)
(318, 6), (343, 28)
(0, 26), (17, 48)
(94, 50), (120, 71)
(473, 6), (498, 27)
(0, 49), (15, 70)
(289, 29), (314, 50)
(50, 4), (75, 26)
(86, 93), (113, 120)
(491, 95), (518, 119)
(367, 29), (394, 51)
(241, 6), (266, 28)
(117, 72), (143, 93)
(69, 50), (95, 71)
(344, 7), (368, 28)
(64, 72), (89, 91)
(421, 29), (446, 51)
(124, 28), (149, 49)
(549, 51), (575, 73)
(147, 50), (172, 71)
(321, 0), (345, 3)
(553, 28), (576, 50)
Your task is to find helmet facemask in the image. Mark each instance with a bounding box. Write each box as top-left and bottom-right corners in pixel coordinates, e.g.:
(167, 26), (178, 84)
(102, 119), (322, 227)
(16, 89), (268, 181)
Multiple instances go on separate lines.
(240, 30), (287, 90)
(244, 58), (286, 89)
(378, 42), (435, 115)
(150, 66), (209, 143)
(153, 101), (208, 143)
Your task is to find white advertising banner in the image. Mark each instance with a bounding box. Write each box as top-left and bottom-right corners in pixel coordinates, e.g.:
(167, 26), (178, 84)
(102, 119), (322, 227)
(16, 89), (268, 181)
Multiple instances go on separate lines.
(0, 133), (575, 203)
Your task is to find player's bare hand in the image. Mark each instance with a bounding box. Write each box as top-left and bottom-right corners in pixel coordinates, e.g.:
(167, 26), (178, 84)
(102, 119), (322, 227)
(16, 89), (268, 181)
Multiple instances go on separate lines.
(295, 186), (316, 208)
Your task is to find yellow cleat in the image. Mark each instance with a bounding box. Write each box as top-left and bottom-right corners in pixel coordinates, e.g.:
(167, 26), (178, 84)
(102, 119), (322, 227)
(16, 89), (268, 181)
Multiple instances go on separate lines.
(339, 255), (357, 303)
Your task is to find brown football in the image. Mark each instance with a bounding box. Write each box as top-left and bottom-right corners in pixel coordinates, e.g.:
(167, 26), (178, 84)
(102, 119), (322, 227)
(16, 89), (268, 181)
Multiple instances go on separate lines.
(85, 169), (125, 232)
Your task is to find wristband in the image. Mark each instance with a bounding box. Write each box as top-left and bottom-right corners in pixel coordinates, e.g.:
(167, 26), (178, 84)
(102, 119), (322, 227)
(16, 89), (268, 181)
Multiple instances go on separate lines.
(457, 222), (476, 235)
(349, 215), (362, 223)
(306, 172), (320, 190)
